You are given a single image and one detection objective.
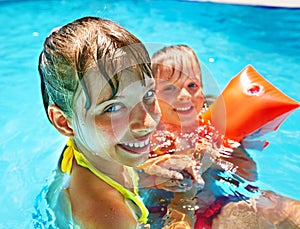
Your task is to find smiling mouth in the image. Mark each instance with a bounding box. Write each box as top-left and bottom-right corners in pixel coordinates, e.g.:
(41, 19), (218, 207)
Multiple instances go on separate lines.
(118, 137), (151, 154)
(122, 138), (150, 148)
(174, 106), (194, 113)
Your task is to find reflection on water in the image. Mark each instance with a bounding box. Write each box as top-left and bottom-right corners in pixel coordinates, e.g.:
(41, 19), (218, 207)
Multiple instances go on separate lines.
(143, 121), (261, 228)
(0, 0), (300, 228)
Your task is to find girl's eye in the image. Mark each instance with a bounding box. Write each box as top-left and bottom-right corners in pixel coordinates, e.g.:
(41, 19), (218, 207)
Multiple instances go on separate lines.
(104, 103), (123, 113)
(188, 82), (199, 90)
(143, 89), (156, 103)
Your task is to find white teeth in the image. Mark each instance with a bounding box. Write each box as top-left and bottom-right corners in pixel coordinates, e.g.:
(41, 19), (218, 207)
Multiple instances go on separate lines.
(123, 138), (150, 148)
(176, 106), (192, 111)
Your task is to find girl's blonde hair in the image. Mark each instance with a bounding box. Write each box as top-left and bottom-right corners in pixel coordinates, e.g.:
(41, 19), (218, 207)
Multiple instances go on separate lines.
(151, 44), (202, 86)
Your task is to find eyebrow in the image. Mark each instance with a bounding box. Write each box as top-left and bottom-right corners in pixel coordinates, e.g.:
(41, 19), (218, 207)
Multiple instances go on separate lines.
(95, 95), (126, 108)
(96, 78), (155, 105)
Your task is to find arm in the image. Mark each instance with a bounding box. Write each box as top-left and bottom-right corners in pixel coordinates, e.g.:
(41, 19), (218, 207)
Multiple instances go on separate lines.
(211, 190), (300, 228)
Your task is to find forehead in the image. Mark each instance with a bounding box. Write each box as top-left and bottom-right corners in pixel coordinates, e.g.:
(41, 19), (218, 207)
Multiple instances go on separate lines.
(82, 67), (151, 104)
(155, 58), (201, 82)
(118, 69), (154, 95)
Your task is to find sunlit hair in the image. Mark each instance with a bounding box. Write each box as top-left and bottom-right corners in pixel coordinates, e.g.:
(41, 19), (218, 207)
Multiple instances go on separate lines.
(151, 44), (202, 86)
(38, 16), (152, 121)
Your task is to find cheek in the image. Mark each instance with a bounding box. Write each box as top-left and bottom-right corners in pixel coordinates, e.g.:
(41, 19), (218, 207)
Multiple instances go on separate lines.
(191, 90), (204, 108)
(157, 92), (174, 104)
(94, 117), (115, 140)
(95, 115), (128, 143)
(158, 99), (174, 114)
(158, 100), (180, 123)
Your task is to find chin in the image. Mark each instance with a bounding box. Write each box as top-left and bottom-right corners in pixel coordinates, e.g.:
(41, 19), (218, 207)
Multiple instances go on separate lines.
(129, 153), (149, 168)
(117, 150), (149, 168)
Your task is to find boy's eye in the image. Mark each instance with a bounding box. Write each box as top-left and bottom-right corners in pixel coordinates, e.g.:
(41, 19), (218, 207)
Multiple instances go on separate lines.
(104, 103), (123, 113)
(144, 89), (155, 99)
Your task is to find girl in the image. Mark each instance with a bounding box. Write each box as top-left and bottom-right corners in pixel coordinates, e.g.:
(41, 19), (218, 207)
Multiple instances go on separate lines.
(39, 16), (161, 229)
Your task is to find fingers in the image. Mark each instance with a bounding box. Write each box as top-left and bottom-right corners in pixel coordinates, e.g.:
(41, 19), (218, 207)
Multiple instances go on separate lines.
(184, 161), (205, 187)
(193, 173), (205, 187)
(147, 165), (184, 180)
(155, 176), (193, 192)
(138, 154), (206, 190)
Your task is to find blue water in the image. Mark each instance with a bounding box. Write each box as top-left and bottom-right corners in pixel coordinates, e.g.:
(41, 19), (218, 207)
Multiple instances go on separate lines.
(0, 0), (299, 228)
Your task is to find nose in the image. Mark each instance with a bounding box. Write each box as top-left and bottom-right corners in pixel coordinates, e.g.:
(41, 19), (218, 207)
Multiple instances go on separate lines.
(129, 103), (160, 136)
(177, 87), (191, 101)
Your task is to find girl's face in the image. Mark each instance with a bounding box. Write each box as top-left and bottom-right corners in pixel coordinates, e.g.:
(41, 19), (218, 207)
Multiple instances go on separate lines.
(71, 68), (161, 167)
(156, 72), (204, 130)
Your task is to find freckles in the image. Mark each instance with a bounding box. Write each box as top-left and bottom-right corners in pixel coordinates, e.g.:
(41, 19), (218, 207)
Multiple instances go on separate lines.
(95, 118), (114, 134)
(95, 116), (128, 142)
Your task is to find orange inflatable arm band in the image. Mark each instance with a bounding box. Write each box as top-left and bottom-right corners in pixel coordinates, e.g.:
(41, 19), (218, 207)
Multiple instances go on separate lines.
(202, 65), (300, 142)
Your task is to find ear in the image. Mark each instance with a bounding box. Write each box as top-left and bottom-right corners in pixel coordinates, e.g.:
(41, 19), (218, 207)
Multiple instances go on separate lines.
(48, 104), (74, 137)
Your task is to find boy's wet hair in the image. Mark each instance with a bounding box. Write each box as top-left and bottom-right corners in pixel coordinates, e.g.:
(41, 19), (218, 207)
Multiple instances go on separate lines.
(38, 16), (152, 121)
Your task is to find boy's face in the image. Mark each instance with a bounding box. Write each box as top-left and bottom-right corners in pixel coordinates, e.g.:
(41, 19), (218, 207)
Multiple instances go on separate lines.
(71, 68), (161, 167)
(156, 73), (204, 129)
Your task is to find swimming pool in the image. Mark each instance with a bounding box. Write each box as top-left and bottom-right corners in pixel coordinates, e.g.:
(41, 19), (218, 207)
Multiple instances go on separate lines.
(0, 0), (299, 228)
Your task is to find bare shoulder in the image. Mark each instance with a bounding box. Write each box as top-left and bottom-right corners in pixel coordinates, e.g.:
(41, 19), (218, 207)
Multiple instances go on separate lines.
(211, 199), (259, 229)
(212, 191), (300, 229)
(66, 164), (138, 229)
(257, 190), (300, 227)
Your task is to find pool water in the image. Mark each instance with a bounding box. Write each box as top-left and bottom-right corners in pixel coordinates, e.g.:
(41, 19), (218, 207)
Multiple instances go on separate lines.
(0, 0), (299, 228)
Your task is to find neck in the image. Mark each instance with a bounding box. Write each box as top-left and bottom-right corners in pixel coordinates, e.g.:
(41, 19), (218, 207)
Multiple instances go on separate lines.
(67, 138), (149, 224)
(73, 140), (134, 190)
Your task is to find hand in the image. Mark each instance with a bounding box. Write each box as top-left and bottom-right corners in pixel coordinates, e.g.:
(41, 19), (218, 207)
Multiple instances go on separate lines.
(138, 154), (204, 192)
